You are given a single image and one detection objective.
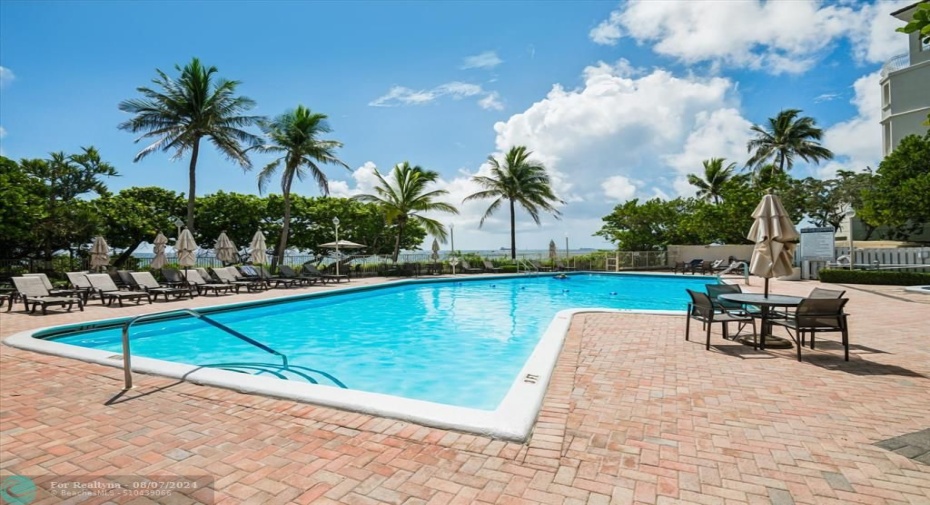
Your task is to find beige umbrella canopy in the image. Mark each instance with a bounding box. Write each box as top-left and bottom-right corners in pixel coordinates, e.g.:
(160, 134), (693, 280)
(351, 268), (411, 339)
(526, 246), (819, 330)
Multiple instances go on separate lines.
(548, 239), (558, 260)
(317, 240), (366, 249)
(176, 228), (199, 269)
(90, 236), (110, 271)
(748, 191), (800, 296)
(150, 232), (168, 270)
(215, 231), (238, 265)
(250, 229), (268, 265)
(431, 238), (440, 261)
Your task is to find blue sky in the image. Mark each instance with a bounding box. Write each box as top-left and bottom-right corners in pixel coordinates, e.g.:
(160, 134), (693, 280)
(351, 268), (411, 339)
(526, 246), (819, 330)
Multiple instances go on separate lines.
(0, 0), (912, 251)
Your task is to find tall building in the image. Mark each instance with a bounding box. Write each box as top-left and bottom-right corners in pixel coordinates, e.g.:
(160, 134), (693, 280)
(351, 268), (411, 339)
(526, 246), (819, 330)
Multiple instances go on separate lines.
(880, 1), (930, 157)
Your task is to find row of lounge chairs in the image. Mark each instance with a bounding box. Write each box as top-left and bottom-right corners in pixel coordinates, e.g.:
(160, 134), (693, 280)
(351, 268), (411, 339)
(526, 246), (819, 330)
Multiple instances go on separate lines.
(7, 264), (349, 315)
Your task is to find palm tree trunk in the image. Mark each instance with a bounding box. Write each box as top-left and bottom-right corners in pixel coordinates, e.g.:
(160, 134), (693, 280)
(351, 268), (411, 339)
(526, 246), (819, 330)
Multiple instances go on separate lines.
(509, 199), (516, 260)
(275, 192), (292, 271)
(392, 219), (405, 264)
(186, 138), (201, 232)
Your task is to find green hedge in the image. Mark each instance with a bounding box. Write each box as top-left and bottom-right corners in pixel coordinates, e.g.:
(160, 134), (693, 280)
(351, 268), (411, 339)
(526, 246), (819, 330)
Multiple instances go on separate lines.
(818, 268), (930, 286)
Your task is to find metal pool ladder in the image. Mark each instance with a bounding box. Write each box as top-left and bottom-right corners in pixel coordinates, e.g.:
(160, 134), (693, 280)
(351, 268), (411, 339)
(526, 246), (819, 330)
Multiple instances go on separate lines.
(120, 308), (287, 390)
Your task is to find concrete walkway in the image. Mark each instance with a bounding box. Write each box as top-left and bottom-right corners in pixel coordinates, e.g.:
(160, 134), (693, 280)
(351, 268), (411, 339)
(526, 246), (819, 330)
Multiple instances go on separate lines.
(1, 275), (928, 504)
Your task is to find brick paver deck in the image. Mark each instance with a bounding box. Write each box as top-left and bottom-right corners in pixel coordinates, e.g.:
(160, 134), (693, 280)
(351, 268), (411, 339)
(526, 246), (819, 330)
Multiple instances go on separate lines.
(1, 276), (928, 504)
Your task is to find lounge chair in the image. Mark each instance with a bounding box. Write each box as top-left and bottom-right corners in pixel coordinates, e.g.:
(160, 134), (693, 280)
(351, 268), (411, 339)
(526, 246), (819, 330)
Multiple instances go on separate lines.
(65, 271), (96, 301)
(117, 270), (139, 289)
(212, 267), (264, 293)
(85, 274), (152, 306)
(184, 270), (234, 296)
(555, 260), (576, 271)
(302, 264), (348, 283)
(278, 265), (318, 286)
(254, 265), (300, 288)
(685, 289), (756, 350)
(482, 260), (503, 273)
(459, 260), (484, 274)
(23, 273), (86, 301)
(129, 271), (193, 301)
(11, 276), (84, 314)
(529, 260), (552, 272)
(770, 297), (850, 362)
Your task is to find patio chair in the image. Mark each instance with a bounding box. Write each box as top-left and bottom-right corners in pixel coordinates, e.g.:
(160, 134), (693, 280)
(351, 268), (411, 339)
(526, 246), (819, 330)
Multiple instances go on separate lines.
(129, 271), (193, 301)
(482, 260), (503, 273)
(770, 297), (850, 362)
(459, 260), (484, 274)
(11, 276), (84, 314)
(555, 260), (576, 271)
(278, 265), (319, 286)
(771, 287), (847, 319)
(529, 260), (552, 272)
(117, 270), (140, 289)
(23, 273), (86, 301)
(237, 265), (270, 289)
(85, 273), (152, 307)
(65, 271), (96, 302)
(685, 289), (756, 350)
(195, 267), (217, 282)
(184, 270), (234, 296)
(255, 265), (300, 288)
(705, 283), (758, 335)
(302, 263), (349, 283)
(212, 267), (264, 293)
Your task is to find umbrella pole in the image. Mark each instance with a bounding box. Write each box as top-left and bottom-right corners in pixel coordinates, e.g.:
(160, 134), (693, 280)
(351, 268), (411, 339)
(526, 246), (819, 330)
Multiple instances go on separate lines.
(764, 278), (769, 297)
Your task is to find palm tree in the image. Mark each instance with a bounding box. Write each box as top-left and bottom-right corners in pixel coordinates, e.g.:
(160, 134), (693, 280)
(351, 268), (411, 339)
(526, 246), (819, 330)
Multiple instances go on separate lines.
(463, 146), (563, 259)
(250, 105), (350, 268)
(353, 162), (458, 263)
(746, 109), (833, 179)
(687, 158), (737, 204)
(118, 57), (261, 231)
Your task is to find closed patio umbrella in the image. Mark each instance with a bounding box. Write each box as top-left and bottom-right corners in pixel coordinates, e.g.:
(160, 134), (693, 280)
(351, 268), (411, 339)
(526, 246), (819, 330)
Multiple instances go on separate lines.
(90, 236), (110, 271)
(215, 231), (238, 265)
(548, 239), (558, 260)
(748, 190), (800, 296)
(176, 228), (198, 274)
(150, 232), (168, 270)
(430, 238), (440, 261)
(250, 229), (268, 265)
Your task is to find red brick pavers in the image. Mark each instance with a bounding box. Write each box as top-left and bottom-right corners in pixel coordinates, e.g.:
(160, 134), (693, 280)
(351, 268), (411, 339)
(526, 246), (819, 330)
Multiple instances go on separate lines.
(1, 277), (929, 504)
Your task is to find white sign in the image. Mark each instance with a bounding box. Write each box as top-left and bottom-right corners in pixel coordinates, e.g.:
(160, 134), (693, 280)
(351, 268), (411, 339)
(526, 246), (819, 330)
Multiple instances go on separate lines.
(799, 227), (835, 260)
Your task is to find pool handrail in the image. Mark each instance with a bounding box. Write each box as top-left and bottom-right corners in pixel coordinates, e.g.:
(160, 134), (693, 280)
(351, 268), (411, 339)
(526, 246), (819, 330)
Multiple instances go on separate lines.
(120, 308), (288, 390)
(517, 259), (538, 275)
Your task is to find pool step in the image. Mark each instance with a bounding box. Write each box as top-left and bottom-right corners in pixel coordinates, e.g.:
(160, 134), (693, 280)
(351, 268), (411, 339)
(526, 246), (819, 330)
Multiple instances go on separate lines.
(203, 362), (347, 388)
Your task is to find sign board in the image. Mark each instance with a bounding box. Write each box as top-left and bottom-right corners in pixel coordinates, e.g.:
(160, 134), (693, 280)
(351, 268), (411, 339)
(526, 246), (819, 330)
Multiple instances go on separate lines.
(799, 227), (835, 260)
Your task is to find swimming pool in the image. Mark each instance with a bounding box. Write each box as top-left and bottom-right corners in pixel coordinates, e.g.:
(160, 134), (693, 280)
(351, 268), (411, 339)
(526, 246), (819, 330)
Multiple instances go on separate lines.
(8, 273), (717, 440)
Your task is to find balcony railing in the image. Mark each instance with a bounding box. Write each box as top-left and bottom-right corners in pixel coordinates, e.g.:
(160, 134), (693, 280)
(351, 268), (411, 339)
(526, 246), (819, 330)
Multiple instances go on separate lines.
(880, 53), (910, 78)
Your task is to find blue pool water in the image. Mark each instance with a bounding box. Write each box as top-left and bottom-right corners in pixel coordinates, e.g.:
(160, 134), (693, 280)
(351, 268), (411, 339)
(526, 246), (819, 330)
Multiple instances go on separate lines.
(49, 273), (716, 410)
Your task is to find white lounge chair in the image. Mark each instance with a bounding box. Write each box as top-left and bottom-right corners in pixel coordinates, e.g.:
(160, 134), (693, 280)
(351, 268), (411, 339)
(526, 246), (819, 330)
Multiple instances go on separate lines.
(12, 276), (84, 314)
(85, 274), (152, 307)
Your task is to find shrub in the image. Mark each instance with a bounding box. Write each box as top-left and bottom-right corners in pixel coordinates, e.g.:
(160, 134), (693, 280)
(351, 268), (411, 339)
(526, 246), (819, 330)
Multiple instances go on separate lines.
(818, 268), (930, 286)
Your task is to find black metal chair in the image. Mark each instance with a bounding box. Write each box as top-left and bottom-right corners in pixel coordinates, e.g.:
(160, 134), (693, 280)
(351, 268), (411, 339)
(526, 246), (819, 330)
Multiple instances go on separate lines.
(770, 297), (850, 362)
(685, 289), (757, 350)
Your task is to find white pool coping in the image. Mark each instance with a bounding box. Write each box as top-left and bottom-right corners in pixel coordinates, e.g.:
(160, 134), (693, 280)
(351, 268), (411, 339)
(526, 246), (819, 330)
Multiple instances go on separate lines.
(3, 274), (683, 441)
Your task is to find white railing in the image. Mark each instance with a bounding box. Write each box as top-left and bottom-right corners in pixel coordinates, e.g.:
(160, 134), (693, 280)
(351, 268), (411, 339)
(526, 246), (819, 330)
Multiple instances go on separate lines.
(880, 53), (910, 78)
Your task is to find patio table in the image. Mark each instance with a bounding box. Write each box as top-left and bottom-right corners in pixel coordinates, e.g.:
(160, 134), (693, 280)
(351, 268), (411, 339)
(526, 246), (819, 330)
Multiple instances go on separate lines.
(720, 293), (804, 349)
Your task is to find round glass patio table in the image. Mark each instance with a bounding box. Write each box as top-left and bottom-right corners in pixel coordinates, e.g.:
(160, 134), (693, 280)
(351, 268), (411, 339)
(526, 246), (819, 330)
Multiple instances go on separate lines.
(719, 293), (804, 349)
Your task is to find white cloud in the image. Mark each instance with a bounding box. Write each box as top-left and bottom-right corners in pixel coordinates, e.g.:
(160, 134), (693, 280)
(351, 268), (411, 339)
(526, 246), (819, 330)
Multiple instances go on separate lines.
(0, 126), (6, 138)
(478, 92), (503, 111)
(0, 66), (13, 88)
(601, 175), (638, 202)
(589, 1), (909, 74)
(492, 61), (741, 207)
(370, 81), (502, 110)
(461, 51), (503, 70)
(820, 70), (884, 178)
(329, 161), (383, 197)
